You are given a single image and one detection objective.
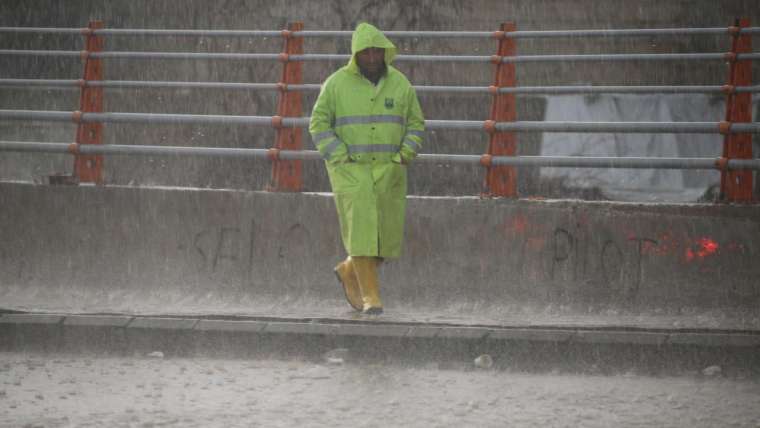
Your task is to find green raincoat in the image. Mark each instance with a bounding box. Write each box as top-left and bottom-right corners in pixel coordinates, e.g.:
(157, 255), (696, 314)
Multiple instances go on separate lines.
(309, 23), (425, 258)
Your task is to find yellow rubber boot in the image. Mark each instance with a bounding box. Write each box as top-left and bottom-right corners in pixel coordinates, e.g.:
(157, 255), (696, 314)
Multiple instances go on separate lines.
(352, 256), (383, 315)
(334, 257), (363, 311)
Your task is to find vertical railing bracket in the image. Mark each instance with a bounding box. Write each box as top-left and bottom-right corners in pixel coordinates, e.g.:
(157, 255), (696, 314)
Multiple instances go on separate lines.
(482, 22), (518, 198)
(73, 20), (104, 185)
(720, 18), (754, 203)
(268, 22), (304, 192)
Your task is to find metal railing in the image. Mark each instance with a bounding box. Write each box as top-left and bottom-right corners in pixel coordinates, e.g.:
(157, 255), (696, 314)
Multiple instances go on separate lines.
(2, 79), (760, 95)
(4, 141), (760, 171)
(3, 109), (760, 134)
(0, 21), (758, 200)
(3, 49), (760, 63)
(2, 26), (759, 38)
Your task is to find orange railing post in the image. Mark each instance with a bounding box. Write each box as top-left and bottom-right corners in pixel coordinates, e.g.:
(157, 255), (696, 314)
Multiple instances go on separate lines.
(483, 22), (518, 198)
(720, 18), (754, 203)
(269, 22), (304, 192)
(73, 20), (104, 184)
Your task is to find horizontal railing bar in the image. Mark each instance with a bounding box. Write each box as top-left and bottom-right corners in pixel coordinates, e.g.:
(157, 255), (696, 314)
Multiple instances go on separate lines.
(414, 85), (489, 93)
(490, 156), (718, 169)
(0, 79), (281, 90)
(0, 141), (74, 153)
(2, 78), (759, 95)
(417, 85), (751, 94)
(0, 28), (285, 37)
(433, 153), (760, 170)
(0, 109), (277, 125)
(424, 120), (487, 130)
(0, 49), (83, 57)
(94, 52), (285, 60)
(0, 79), (324, 91)
(98, 29), (285, 37)
(0, 50), (279, 60)
(2, 49), (759, 63)
(300, 28), (760, 39)
(0, 110), (75, 122)
(425, 119), (760, 133)
(3, 141), (759, 170)
(298, 30), (492, 38)
(506, 27), (760, 38)
(0, 27), (87, 35)
(80, 144), (278, 157)
(89, 81), (283, 90)
(0, 78), (81, 87)
(495, 85), (760, 94)
(495, 122), (760, 133)
(498, 52), (760, 63)
(2, 27), (759, 39)
(3, 110), (760, 133)
(95, 80), (304, 90)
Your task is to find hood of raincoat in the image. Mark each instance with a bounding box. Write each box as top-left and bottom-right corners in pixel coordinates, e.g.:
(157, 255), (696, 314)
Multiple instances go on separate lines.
(348, 22), (397, 73)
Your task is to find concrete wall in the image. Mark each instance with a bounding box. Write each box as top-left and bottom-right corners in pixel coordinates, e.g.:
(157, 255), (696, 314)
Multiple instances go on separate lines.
(1, 1), (758, 197)
(1, 182), (758, 326)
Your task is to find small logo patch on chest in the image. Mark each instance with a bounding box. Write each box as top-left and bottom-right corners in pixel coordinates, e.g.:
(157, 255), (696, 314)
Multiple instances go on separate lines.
(384, 98), (395, 109)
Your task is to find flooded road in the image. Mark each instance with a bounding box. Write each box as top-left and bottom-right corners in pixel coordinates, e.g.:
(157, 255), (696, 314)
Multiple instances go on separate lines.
(1, 351), (759, 427)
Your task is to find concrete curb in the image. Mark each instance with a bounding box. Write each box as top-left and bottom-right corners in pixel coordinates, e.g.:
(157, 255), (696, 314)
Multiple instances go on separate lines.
(2, 313), (759, 348)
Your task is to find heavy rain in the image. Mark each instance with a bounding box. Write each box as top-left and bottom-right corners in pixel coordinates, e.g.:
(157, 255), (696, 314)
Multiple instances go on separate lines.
(1, 1), (760, 427)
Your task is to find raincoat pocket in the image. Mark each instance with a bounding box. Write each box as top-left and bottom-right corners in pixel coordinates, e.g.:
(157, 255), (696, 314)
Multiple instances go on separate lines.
(374, 162), (407, 194)
(328, 162), (371, 195)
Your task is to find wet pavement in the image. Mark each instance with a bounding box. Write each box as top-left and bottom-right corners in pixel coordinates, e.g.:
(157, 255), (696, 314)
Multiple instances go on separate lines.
(1, 351), (759, 427)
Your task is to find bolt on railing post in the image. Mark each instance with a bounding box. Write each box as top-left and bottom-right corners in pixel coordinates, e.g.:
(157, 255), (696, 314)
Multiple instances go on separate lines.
(720, 17), (754, 203)
(268, 22), (304, 192)
(483, 22), (518, 198)
(72, 20), (105, 185)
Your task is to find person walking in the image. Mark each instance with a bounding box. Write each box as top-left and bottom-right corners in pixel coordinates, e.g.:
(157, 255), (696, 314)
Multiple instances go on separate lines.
(309, 22), (425, 315)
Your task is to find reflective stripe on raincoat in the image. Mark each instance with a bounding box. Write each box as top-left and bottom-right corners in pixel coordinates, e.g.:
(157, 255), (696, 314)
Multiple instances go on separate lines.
(309, 22), (425, 258)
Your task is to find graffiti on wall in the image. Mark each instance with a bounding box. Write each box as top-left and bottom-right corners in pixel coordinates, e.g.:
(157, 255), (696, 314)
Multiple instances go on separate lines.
(189, 219), (322, 290)
(500, 212), (756, 301)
